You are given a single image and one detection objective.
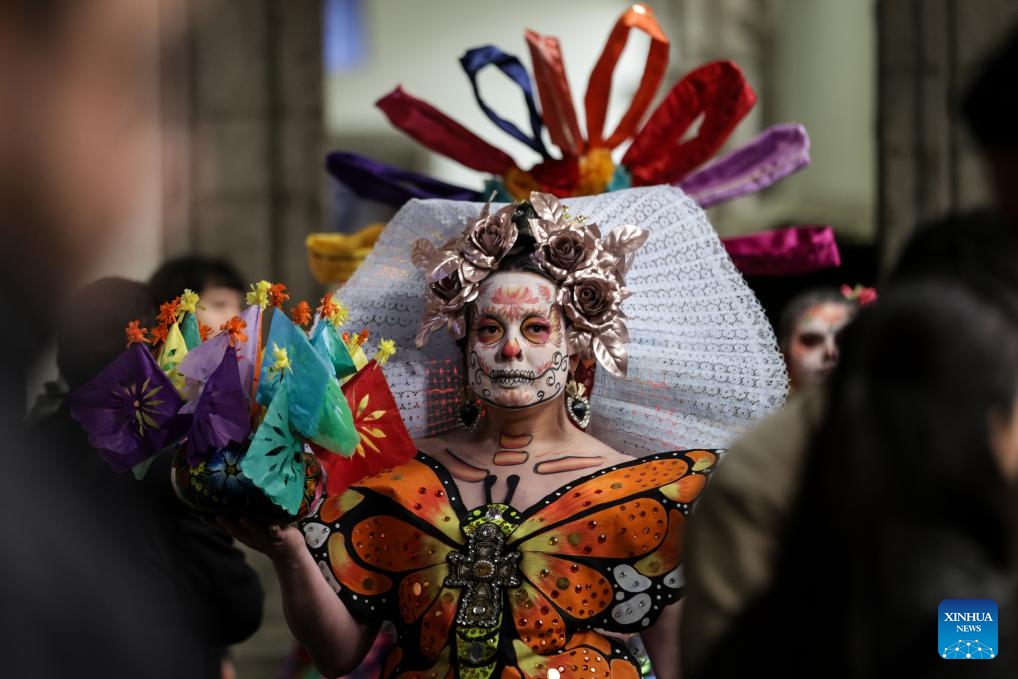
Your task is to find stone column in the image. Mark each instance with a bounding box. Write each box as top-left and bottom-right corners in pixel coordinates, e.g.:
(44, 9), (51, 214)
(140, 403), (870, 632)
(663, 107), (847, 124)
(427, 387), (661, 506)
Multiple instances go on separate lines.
(161, 0), (324, 303)
(877, 0), (1018, 269)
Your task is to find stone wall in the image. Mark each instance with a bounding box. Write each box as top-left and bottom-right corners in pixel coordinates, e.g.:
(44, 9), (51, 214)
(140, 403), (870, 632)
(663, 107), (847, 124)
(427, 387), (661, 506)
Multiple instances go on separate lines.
(161, 0), (325, 305)
(877, 0), (1018, 269)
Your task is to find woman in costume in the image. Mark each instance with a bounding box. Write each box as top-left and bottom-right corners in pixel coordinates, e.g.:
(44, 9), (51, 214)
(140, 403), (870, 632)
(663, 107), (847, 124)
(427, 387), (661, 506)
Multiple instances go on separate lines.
(776, 285), (876, 393)
(221, 184), (786, 679)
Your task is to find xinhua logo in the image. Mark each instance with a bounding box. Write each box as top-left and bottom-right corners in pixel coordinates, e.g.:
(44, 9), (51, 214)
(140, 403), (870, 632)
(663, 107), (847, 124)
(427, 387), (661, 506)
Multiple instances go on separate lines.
(939, 599), (998, 659)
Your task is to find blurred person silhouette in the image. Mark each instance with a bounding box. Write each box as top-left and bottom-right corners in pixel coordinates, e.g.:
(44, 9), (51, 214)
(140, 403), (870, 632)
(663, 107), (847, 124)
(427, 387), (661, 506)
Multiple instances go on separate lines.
(0, 0), (212, 675)
(961, 24), (1018, 222)
(682, 207), (1018, 676)
(43, 276), (264, 678)
(696, 282), (1018, 677)
(149, 256), (246, 331)
(681, 21), (1018, 673)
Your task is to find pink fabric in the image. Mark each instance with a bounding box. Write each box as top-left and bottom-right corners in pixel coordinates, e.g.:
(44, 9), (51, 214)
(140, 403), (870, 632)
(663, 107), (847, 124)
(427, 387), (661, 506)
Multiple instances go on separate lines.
(721, 225), (841, 277)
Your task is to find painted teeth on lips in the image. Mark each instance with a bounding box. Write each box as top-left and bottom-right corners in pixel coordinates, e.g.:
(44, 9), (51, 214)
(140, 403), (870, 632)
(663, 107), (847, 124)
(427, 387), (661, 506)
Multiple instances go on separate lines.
(489, 370), (536, 387)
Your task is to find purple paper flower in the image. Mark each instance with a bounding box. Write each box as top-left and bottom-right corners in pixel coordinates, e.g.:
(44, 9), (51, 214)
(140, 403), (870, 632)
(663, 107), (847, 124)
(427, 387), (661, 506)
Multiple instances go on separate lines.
(66, 343), (186, 473)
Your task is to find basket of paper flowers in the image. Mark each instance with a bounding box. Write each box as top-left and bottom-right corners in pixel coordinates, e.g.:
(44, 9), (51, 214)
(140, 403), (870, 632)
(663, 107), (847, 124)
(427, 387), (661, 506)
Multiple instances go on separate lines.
(64, 282), (416, 524)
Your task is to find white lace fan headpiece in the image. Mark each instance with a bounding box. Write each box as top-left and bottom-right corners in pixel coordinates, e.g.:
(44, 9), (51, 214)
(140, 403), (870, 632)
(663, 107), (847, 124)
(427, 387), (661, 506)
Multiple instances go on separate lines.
(337, 185), (788, 454)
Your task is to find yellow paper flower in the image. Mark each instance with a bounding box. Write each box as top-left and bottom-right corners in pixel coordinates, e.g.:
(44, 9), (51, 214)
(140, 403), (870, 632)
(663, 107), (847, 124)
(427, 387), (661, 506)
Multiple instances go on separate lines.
(328, 299), (349, 328)
(375, 338), (396, 366)
(269, 343), (292, 375)
(179, 289), (201, 314)
(245, 280), (272, 309)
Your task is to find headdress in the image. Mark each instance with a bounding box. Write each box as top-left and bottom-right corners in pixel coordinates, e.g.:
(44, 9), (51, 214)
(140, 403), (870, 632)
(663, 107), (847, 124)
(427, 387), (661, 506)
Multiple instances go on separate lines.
(336, 186), (788, 454)
(324, 4), (840, 279)
(413, 191), (647, 377)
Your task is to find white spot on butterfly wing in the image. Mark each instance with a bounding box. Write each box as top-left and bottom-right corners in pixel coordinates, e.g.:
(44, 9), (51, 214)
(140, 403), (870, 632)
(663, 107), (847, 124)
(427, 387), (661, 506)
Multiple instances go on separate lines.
(611, 593), (652, 624)
(303, 522), (330, 548)
(613, 564), (652, 592)
(664, 565), (684, 589)
(317, 560), (342, 594)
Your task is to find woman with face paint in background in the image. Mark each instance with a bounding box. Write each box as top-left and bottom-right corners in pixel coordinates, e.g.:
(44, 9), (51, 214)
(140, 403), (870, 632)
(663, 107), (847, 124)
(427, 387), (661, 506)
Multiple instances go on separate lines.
(777, 288), (861, 392)
(219, 188), (787, 679)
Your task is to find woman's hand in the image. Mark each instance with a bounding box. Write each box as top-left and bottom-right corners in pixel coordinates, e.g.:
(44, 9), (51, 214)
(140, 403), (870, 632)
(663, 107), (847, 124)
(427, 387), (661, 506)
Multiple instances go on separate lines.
(215, 516), (305, 565)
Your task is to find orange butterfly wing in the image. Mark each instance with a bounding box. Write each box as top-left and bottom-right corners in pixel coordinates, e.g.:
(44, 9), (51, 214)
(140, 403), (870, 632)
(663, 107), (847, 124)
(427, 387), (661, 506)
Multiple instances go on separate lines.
(302, 455), (465, 671)
(507, 451), (717, 642)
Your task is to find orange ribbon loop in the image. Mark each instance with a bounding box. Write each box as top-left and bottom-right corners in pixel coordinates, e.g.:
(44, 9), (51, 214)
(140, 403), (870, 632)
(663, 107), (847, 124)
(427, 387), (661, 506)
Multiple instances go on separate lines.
(583, 3), (669, 150)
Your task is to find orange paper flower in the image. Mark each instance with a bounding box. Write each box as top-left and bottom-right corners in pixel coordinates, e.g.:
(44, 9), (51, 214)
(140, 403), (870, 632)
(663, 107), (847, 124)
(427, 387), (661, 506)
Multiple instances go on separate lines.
(290, 301), (312, 328)
(220, 316), (249, 347)
(156, 297), (181, 326)
(149, 323), (169, 346)
(124, 320), (150, 346)
(268, 283), (290, 309)
(198, 323), (213, 342)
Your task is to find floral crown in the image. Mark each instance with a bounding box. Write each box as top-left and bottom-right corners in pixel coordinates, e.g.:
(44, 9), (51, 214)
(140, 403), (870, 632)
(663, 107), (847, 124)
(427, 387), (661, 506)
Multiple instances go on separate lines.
(412, 191), (648, 377)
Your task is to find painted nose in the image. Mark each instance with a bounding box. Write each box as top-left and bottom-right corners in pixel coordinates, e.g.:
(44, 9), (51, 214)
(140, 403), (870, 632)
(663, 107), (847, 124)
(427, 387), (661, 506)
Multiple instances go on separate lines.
(824, 338), (839, 362)
(501, 338), (522, 360)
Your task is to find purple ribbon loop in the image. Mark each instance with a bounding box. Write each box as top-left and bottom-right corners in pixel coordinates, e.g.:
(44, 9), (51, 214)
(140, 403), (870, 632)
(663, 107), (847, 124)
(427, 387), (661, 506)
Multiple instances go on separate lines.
(326, 151), (482, 207)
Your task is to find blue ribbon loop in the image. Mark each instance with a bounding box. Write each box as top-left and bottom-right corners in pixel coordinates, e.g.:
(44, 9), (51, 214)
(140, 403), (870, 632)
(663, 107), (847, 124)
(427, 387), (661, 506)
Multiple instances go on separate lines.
(460, 45), (550, 159)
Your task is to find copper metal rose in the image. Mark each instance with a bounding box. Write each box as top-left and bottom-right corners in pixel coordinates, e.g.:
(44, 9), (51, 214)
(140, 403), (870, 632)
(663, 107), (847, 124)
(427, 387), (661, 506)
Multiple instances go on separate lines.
(415, 271), (479, 347)
(561, 273), (622, 333)
(459, 203), (518, 283)
(533, 227), (599, 281)
(412, 237), (481, 347)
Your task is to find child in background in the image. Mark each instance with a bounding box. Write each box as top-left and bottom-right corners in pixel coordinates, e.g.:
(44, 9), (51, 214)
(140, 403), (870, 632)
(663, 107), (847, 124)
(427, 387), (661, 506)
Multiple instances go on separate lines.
(149, 255), (246, 332)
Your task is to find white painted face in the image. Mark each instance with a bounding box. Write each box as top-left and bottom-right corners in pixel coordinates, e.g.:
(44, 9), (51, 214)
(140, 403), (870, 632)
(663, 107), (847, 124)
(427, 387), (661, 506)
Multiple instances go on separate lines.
(467, 271), (569, 409)
(787, 301), (853, 389)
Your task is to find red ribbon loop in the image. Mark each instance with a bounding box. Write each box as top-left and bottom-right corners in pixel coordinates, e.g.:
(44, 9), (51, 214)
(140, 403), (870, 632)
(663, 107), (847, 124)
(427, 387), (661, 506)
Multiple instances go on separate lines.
(376, 86), (517, 175)
(624, 60), (756, 185)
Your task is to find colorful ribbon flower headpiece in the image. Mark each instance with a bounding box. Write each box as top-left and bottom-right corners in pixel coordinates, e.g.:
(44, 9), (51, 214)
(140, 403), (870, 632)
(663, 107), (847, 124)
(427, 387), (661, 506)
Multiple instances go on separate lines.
(327, 3), (809, 210)
(412, 191), (647, 377)
(324, 3), (844, 281)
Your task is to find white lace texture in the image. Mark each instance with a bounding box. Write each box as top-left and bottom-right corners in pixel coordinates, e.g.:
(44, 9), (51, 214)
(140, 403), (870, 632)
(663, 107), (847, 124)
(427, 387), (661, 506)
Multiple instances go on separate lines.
(337, 185), (788, 454)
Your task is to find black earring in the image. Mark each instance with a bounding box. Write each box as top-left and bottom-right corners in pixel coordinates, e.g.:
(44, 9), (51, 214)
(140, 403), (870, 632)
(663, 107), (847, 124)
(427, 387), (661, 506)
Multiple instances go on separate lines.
(565, 380), (590, 429)
(457, 391), (483, 432)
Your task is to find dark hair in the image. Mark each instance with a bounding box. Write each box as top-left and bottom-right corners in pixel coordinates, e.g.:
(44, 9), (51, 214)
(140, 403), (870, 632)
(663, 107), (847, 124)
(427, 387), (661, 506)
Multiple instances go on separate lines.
(456, 202), (550, 352)
(715, 282), (1018, 676)
(961, 25), (1018, 152)
(56, 277), (155, 388)
(886, 209), (1018, 319)
(776, 287), (855, 350)
(497, 202), (546, 276)
(148, 256), (245, 308)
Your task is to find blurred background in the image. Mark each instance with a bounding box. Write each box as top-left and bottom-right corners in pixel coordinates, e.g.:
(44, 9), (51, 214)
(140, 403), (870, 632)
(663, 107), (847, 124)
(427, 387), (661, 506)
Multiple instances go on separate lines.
(22, 0), (1018, 676)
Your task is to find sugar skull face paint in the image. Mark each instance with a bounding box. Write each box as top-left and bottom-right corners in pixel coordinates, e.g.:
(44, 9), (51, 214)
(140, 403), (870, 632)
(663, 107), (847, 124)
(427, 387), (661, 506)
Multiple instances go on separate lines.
(787, 301), (853, 389)
(467, 272), (568, 409)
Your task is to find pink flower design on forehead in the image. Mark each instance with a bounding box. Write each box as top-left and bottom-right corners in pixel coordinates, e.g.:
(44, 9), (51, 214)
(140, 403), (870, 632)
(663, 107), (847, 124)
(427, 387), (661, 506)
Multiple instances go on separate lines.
(487, 285), (544, 323)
